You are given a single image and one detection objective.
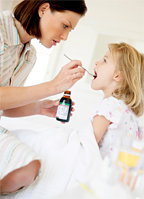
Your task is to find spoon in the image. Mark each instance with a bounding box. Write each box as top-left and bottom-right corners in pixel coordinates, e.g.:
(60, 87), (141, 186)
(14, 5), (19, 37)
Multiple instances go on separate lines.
(64, 54), (97, 78)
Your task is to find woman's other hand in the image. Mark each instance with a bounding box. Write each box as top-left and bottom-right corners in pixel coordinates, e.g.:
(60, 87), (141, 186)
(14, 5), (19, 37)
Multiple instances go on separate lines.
(52, 60), (85, 93)
(39, 99), (75, 118)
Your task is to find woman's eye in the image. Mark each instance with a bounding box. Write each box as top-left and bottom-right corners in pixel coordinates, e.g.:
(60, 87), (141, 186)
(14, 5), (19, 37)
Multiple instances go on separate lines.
(63, 24), (69, 29)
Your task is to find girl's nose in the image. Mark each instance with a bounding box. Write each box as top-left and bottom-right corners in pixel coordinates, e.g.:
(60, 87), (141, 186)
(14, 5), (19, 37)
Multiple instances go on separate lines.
(95, 60), (101, 67)
(95, 61), (99, 67)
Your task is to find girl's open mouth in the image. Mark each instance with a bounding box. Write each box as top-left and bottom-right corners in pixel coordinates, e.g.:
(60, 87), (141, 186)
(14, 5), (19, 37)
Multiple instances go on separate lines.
(93, 71), (97, 79)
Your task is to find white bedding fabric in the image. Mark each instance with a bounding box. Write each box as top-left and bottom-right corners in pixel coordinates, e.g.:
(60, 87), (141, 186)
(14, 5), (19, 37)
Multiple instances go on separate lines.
(1, 122), (102, 199)
(0, 87), (143, 199)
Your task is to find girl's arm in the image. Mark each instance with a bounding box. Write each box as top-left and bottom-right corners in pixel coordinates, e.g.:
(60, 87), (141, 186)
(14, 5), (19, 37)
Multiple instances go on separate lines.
(92, 115), (111, 143)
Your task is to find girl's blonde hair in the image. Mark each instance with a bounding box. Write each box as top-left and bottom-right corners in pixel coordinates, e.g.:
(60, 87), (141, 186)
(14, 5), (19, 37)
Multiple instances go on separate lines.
(108, 42), (144, 116)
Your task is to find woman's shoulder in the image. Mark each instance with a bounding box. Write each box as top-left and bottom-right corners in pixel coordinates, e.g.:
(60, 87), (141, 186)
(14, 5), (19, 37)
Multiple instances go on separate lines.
(0, 11), (20, 54)
(0, 11), (13, 31)
(0, 10), (12, 17)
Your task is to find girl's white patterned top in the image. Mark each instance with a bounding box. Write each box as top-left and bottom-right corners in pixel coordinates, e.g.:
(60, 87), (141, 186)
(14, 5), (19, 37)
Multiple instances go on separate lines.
(91, 96), (141, 158)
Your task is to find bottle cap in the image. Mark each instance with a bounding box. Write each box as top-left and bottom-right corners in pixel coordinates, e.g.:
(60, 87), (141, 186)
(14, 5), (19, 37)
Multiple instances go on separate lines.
(64, 91), (71, 95)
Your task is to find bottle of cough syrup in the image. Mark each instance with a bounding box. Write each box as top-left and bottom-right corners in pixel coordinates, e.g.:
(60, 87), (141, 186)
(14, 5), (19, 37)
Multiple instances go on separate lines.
(56, 91), (72, 122)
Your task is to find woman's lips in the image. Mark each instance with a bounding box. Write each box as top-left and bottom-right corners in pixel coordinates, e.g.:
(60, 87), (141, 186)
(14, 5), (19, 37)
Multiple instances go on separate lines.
(53, 40), (57, 45)
(53, 40), (60, 45)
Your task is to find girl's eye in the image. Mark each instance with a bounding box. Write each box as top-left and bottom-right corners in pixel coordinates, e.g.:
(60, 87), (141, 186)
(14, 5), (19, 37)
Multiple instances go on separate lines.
(103, 58), (106, 63)
(63, 24), (69, 29)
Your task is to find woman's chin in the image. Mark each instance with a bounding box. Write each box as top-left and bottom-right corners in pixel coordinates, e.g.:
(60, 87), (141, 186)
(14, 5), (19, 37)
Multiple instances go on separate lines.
(39, 40), (52, 48)
(43, 43), (52, 48)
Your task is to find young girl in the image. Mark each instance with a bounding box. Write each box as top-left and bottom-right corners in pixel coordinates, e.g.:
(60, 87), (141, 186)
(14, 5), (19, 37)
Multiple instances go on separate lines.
(91, 42), (144, 158)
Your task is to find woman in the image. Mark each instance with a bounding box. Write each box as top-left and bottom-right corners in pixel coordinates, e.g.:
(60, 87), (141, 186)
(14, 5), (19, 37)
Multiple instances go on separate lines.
(0, 0), (87, 194)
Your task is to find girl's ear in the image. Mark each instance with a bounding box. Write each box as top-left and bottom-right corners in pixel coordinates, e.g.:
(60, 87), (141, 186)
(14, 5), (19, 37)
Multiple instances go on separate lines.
(38, 3), (50, 17)
(113, 71), (123, 82)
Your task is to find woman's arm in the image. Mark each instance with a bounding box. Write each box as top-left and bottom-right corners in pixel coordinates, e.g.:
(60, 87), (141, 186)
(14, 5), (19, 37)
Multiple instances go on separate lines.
(92, 115), (111, 143)
(0, 82), (58, 110)
(3, 98), (75, 118)
(2, 99), (59, 117)
(0, 60), (85, 110)
(2, 102), (39, 117)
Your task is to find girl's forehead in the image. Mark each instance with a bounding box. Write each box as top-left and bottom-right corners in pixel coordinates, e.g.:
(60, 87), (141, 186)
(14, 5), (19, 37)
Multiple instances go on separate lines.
(105, 50), (113, 59)
(106, 49), (114, 55)
(106, 50), (117, 65)
(107, 48), (120, 59)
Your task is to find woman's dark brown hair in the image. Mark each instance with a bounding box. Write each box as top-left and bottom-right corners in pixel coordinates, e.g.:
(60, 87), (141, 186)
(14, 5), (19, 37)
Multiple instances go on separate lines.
(14, 0), (87, 37)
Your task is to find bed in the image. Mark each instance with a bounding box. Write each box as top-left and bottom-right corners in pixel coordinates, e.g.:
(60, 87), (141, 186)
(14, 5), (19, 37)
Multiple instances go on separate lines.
(0, 83), (143, 199)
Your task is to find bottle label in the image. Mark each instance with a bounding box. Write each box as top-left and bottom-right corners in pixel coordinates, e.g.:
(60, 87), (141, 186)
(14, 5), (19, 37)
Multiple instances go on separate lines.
(56, 102), (70, 120)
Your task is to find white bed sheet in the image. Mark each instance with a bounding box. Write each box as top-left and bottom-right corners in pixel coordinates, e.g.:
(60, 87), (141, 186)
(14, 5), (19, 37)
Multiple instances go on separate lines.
(0, 120), (103, 199)
(0, 122), (132, 199)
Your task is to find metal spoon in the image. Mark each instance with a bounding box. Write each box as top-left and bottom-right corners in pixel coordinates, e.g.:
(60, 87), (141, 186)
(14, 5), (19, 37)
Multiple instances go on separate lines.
(64, 54), (96, 78)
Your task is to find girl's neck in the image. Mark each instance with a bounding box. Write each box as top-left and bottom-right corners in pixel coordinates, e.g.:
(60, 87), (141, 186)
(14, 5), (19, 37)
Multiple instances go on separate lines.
(103, 83), (118, 98)
(103, 93), (112, 98)
(14, 18), (35, 44)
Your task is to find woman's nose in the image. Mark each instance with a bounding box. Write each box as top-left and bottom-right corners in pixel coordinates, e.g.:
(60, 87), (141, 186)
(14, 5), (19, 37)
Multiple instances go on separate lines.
(60, 31), (69, 41)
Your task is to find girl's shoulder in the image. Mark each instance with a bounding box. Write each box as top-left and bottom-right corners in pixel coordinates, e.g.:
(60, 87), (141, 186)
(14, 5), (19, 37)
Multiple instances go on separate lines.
(101, 96), (126, 110)
(91, 96), (128, 128)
